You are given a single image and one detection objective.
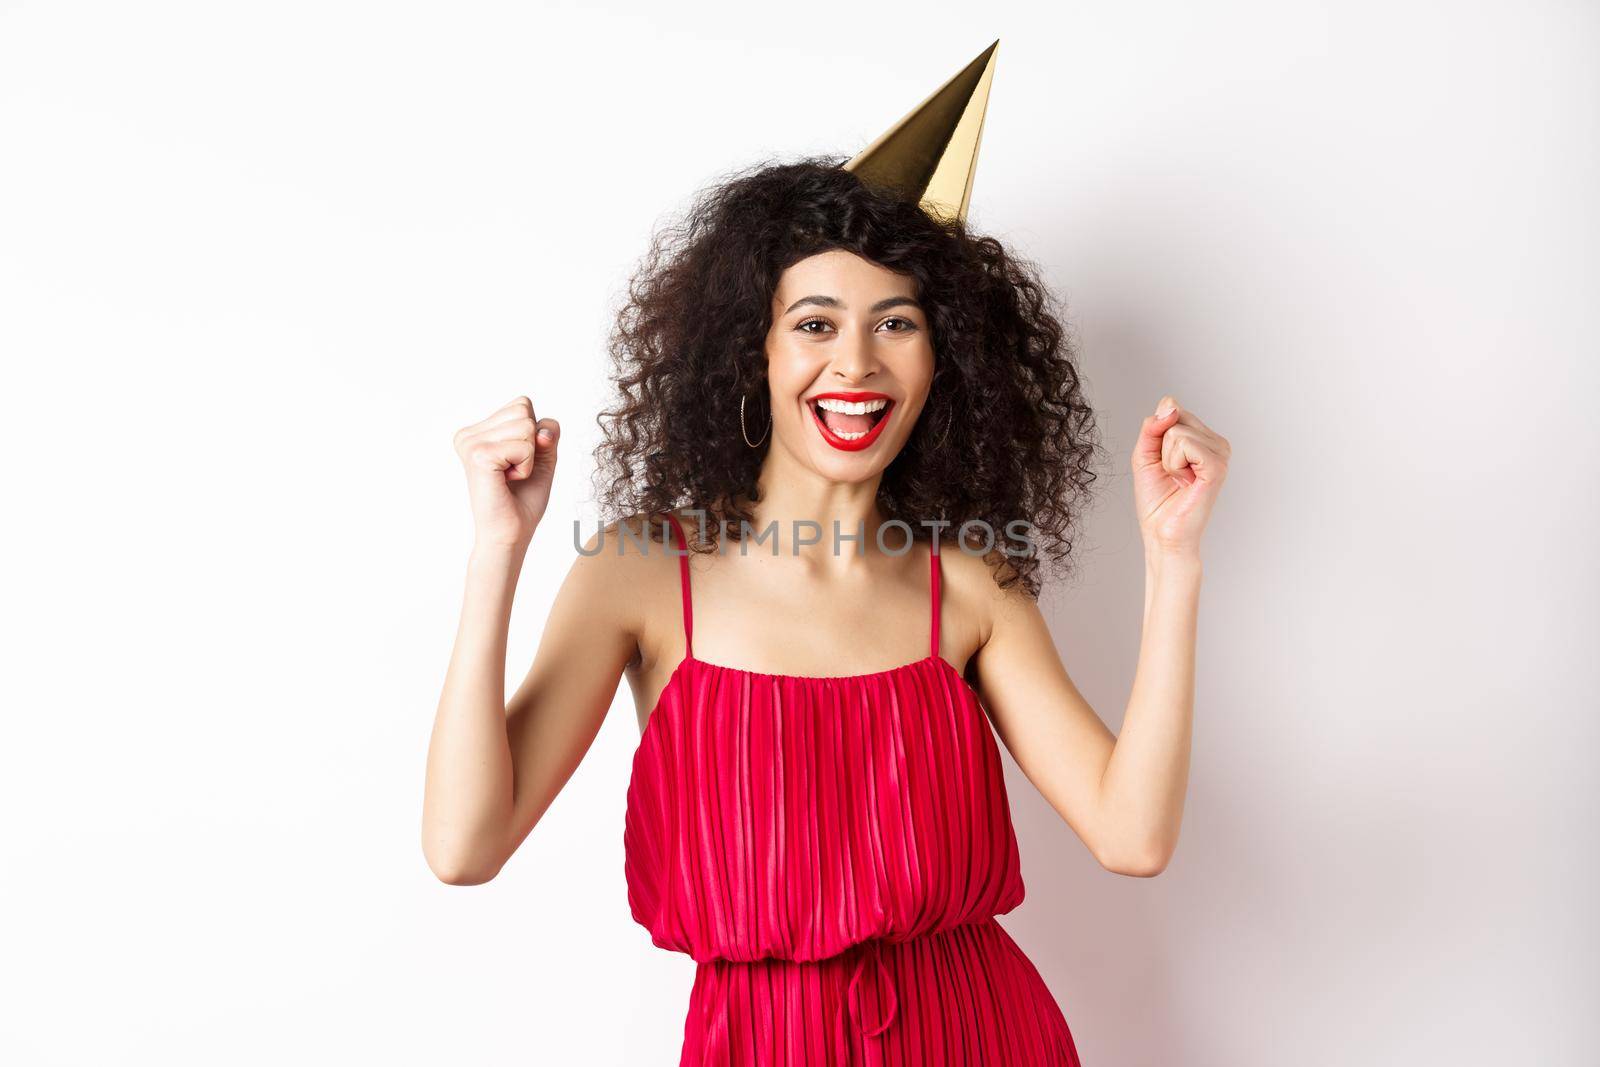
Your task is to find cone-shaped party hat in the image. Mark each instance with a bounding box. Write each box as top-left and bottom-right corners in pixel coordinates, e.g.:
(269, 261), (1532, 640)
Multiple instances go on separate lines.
(842, 39), (999, 225)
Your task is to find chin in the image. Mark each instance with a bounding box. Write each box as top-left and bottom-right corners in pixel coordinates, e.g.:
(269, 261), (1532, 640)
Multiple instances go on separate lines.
(808, 451), (899, 485)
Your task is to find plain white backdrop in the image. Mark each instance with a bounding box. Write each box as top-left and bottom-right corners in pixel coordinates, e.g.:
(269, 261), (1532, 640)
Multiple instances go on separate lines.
(2, 1), (1595, 1063)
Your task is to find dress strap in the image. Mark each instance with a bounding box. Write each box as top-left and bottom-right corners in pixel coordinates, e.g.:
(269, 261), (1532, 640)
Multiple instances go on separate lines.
(929, 533), (942, 660)
(660, 512), (693, 658)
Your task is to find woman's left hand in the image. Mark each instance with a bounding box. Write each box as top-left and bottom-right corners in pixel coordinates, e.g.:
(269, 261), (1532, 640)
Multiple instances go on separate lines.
(1131, 395), (1231, 558)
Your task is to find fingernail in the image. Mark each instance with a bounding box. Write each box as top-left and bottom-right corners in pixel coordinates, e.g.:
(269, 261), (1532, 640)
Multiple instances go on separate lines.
(537, 428), (554, 441)
(1156, 401), (1176, 418)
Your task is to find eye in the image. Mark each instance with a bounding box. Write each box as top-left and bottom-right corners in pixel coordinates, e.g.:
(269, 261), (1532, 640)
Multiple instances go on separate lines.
(794, 316), (917, 335)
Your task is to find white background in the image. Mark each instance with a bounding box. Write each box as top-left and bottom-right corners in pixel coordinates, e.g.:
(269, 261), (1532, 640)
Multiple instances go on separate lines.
(2, 1), (1596, 1064)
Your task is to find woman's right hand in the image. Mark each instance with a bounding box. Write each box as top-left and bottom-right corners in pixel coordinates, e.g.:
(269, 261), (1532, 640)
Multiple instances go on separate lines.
(453, 396), (560, 549)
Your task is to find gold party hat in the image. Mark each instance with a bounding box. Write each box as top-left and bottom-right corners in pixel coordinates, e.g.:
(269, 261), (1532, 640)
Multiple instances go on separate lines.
(843, 40), (1000, 225)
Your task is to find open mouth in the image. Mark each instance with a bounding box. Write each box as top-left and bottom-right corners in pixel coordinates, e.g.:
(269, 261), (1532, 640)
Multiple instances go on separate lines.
(807, 392), (895, 452)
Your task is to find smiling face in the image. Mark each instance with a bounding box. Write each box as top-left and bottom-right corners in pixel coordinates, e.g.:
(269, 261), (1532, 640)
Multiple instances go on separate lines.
(763, 249), (935, 483)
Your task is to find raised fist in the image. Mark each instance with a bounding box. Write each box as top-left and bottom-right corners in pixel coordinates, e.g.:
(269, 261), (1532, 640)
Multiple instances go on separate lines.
(1131, 394), (1230, 557)
(452, 396), (560, 548)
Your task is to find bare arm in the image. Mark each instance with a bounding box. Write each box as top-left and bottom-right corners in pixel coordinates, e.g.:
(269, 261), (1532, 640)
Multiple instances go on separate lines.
(970, 395), (1229, 877)
(420, 396), (638, 885)
(423, 542), (527, 885)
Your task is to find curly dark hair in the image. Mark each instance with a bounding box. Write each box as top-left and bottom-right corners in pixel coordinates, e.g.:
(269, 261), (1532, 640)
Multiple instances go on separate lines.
(590, 156), (1105, 597)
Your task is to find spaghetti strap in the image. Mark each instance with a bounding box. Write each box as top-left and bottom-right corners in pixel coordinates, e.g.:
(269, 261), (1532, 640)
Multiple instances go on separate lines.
(661, 512), (693, 658)
(929, 534), (941, 660)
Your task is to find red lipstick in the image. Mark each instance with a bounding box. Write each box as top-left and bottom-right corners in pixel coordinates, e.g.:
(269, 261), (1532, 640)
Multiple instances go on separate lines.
(806, 390), (895, 452)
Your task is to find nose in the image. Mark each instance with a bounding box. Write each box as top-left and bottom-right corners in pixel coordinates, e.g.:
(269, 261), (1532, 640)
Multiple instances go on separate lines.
(829, 325), (881, 384)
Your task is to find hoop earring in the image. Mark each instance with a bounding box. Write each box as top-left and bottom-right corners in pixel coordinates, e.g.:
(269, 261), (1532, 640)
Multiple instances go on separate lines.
(740, 392), (771, 448)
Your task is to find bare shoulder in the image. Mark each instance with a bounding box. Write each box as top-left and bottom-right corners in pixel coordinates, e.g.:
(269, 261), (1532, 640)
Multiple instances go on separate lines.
(566, 514), (666, 627)
(935, 538), (1037, 665)
(566, 510), (690, 666)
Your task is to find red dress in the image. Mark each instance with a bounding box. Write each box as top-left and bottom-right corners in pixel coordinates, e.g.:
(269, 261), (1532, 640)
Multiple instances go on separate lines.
(625, 512), (1083, 1065)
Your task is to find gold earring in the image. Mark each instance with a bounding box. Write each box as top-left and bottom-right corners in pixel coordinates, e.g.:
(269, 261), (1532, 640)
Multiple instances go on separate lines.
(740, 392), (771, 448)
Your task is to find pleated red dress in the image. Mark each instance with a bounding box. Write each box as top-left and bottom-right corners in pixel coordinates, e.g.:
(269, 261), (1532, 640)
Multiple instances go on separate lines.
(625, 512), (1082, 1065)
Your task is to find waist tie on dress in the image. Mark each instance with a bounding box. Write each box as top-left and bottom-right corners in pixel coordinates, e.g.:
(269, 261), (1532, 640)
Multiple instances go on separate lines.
(832, 937), (899, 1062)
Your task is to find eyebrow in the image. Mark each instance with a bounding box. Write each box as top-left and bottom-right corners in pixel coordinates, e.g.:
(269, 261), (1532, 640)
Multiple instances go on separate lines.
(782, 294), (923, 315)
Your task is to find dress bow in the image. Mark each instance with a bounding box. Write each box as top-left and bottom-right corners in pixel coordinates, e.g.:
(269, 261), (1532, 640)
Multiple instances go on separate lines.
(831, 937), (899, 1062)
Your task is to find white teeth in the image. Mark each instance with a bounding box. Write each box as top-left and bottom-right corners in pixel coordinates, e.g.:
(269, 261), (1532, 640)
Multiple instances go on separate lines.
(815, 398), (888, 415)
(833, 429), (867, 440)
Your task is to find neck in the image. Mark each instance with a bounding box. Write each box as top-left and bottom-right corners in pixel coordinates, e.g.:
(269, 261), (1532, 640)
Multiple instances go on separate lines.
(736, 443), (894, 570)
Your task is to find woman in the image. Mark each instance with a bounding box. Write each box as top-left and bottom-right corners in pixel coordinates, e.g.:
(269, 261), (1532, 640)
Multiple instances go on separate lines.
(421, 158), (1229, 1063)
